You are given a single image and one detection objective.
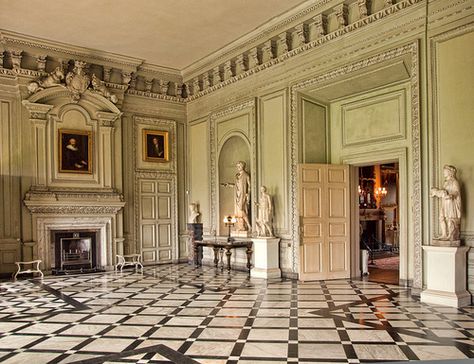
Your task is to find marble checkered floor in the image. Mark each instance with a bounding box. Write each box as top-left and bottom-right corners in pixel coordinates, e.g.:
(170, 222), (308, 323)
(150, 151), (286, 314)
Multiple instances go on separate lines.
(0, 264), (473, 363)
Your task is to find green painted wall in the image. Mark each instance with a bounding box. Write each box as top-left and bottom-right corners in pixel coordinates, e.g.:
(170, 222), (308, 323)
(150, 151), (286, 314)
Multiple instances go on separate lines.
(437, 30), (474, 234)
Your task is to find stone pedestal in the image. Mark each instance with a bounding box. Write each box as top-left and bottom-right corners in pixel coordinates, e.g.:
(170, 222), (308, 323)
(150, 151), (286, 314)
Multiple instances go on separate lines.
(187, 223), (203, 264)
(420, 245), (471, 307)
(250, 237), (281, 279)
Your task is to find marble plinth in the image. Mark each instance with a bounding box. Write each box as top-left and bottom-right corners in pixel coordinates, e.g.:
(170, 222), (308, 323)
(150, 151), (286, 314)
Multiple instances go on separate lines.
(250, 237), (281, 279)
(420, 245), (471, 307)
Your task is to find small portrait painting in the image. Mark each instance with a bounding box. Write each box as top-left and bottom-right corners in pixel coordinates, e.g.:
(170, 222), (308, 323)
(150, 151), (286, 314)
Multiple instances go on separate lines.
(143, 130), (169, 162)
(59, 129), (92, 173)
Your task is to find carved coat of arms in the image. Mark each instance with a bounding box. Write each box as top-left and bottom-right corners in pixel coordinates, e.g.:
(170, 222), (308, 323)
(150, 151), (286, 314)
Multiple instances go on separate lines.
(65, 61), (91, 102)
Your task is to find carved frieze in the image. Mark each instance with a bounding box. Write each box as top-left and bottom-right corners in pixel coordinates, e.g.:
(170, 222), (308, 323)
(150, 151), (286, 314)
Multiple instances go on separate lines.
(27, 60), (118, 104)
(24, 189), (125, 215)
(27, 67), (64, 93)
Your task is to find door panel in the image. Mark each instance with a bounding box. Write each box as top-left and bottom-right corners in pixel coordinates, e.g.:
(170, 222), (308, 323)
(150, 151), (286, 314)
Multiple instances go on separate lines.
(302, 187), (321, 218)
(303, 243), (323, 274)
(298, 164), (350, 281)
(139, 179), (173, 264)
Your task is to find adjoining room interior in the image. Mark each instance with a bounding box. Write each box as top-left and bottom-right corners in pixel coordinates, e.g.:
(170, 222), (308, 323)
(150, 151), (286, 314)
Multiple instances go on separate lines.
(359, 163), (400, 285)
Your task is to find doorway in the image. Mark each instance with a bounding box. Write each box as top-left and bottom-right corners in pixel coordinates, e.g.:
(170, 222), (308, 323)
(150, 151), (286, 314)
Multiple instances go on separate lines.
(359, 163), (399, 284)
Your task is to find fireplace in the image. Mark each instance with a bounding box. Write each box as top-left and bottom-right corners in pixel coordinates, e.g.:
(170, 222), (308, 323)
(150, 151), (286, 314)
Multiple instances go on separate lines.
(53, 230), (100, 273)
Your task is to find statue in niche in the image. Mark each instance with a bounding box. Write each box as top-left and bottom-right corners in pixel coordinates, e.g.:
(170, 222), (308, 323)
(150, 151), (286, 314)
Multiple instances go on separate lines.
(27, 66), (64, 93)
(91, 74), (118, 103)
(255, 186), (274, 237)
(430, 164), (462, 244)
(188, 202), (200, 224)
(221, 161), (251, 232)
(65, 60), (91, 102)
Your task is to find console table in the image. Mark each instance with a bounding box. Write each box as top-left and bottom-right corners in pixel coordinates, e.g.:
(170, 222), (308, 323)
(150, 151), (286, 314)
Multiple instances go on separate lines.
(193, 240), (253, 273)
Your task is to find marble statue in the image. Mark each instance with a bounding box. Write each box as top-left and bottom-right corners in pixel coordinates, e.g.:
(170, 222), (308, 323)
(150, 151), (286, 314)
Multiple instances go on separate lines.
(430, 164), (462, 243)
(221, 161), (251, 231)
(256, 186), (274, 237)
(188, 202), (200, 224)
(27, 66), (65, 93)
(91, 74), (118, 103)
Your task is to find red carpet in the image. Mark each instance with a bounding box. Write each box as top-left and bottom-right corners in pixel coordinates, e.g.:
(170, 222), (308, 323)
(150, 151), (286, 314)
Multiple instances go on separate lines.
(369, 255), (399, 270)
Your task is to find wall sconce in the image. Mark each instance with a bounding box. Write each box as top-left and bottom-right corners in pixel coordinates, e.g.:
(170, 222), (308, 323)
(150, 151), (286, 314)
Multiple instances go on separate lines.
(223, 215), (237, 242)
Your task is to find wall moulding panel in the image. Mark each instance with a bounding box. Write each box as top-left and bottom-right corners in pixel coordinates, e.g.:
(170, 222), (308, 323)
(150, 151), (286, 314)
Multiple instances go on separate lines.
(341, 89), (407, 147)
(429, 23), (474, 239)
(187, 118), (211, 233)
(259, 90), (290, 238)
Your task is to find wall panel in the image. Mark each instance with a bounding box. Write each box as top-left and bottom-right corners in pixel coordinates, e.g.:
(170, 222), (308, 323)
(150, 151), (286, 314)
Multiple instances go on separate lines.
(260, 91), (288, 236)
(188, 120), (210, 231)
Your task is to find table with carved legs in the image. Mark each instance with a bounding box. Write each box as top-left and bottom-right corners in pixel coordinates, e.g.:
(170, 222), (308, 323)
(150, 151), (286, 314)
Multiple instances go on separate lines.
(193, 240), (253, 273)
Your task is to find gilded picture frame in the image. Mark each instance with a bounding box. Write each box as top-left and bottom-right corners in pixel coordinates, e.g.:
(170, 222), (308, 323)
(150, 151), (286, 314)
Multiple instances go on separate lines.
(143, 129), (169, 162)
(58, 129), (92, 174)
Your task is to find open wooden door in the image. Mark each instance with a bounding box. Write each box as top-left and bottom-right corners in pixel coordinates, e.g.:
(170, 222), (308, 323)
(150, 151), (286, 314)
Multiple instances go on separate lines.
(298, 164), (350, 281)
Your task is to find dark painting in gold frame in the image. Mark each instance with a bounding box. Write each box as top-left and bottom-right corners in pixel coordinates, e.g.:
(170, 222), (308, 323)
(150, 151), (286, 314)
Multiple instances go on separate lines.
(58, 129), (92, 174)
(143, 130), (169, 162)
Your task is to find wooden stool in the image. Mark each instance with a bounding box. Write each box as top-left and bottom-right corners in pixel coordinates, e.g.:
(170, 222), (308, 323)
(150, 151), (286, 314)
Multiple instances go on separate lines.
(116, 254), (143, 272)
(13, 260), (44, 280)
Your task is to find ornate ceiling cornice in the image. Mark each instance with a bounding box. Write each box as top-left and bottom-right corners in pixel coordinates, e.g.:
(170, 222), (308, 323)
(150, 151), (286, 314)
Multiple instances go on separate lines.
(182, 0), (333, 79)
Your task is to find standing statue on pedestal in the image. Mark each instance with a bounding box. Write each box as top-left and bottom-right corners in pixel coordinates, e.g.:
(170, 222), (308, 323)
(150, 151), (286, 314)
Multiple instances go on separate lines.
(255, 186), (274, 237)
(221, 161), (251, 232)
(430, 165), (462, 244)
(188, 202), (200, 224)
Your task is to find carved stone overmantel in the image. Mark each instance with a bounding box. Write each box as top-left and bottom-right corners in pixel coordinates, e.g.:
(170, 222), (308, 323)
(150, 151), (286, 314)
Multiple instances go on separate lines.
(24, 190), (125, 215)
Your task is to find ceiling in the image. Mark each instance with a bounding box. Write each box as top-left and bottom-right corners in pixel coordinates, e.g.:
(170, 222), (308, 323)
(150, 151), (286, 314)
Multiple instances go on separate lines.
(0, 0), (307, 70)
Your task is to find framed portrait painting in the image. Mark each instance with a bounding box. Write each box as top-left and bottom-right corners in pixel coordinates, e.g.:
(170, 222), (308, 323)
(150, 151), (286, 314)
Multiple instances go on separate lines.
(143, 129), (169, 162)
(58, 129), (92, 173)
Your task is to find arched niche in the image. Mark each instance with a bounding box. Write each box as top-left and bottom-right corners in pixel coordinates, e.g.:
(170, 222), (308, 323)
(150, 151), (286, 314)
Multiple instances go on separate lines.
(217, 133), (250, 235)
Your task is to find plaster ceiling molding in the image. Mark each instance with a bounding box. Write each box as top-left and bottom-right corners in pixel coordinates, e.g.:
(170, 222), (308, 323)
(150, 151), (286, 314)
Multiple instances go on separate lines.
(0, 0), (311, 71)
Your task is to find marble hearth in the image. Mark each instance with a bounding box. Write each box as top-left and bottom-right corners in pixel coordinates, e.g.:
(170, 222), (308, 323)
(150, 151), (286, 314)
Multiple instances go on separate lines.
(24, 189), (125, 272)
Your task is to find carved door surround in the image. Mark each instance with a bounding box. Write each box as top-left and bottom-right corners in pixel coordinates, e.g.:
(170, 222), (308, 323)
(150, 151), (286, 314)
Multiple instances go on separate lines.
(290, 43), (422, 287)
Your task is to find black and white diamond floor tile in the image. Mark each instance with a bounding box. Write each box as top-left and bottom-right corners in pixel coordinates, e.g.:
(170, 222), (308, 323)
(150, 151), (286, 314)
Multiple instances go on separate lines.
(0, 264), (473, 363)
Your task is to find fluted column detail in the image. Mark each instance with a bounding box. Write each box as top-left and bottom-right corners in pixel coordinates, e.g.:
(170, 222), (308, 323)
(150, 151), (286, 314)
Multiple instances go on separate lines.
(158, 79), (169, 94)
(36, 55), (47, 72)
(222, 61), (233, 81)
(234, 55), (244, 76)
(121, 71), (132, 86)
(210, 67), (220, 86)
(144, 78), (153, 92)
(9, 49), (22, 71)
(258, 40), (272, 64)
(246, 48), (258, 70)
(275, 32), (289, 56)
(103, 67), (112, 82)
(181, 83), (189, 98)
(202, 74), (210, 90)
(289, 25), (305, 50)
(358, 0), (368, 17)
(307, 14), (326, 41)
(192, 78), (200, 94)
(334, 4), (347, 29)
(129, 73), (137, 90)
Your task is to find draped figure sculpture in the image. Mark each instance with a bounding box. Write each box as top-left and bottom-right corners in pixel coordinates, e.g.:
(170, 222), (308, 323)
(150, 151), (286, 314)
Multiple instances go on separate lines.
(221, 161), (251, 232)
(256, 186), (274, 237)
(430, 165), (462, 243)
